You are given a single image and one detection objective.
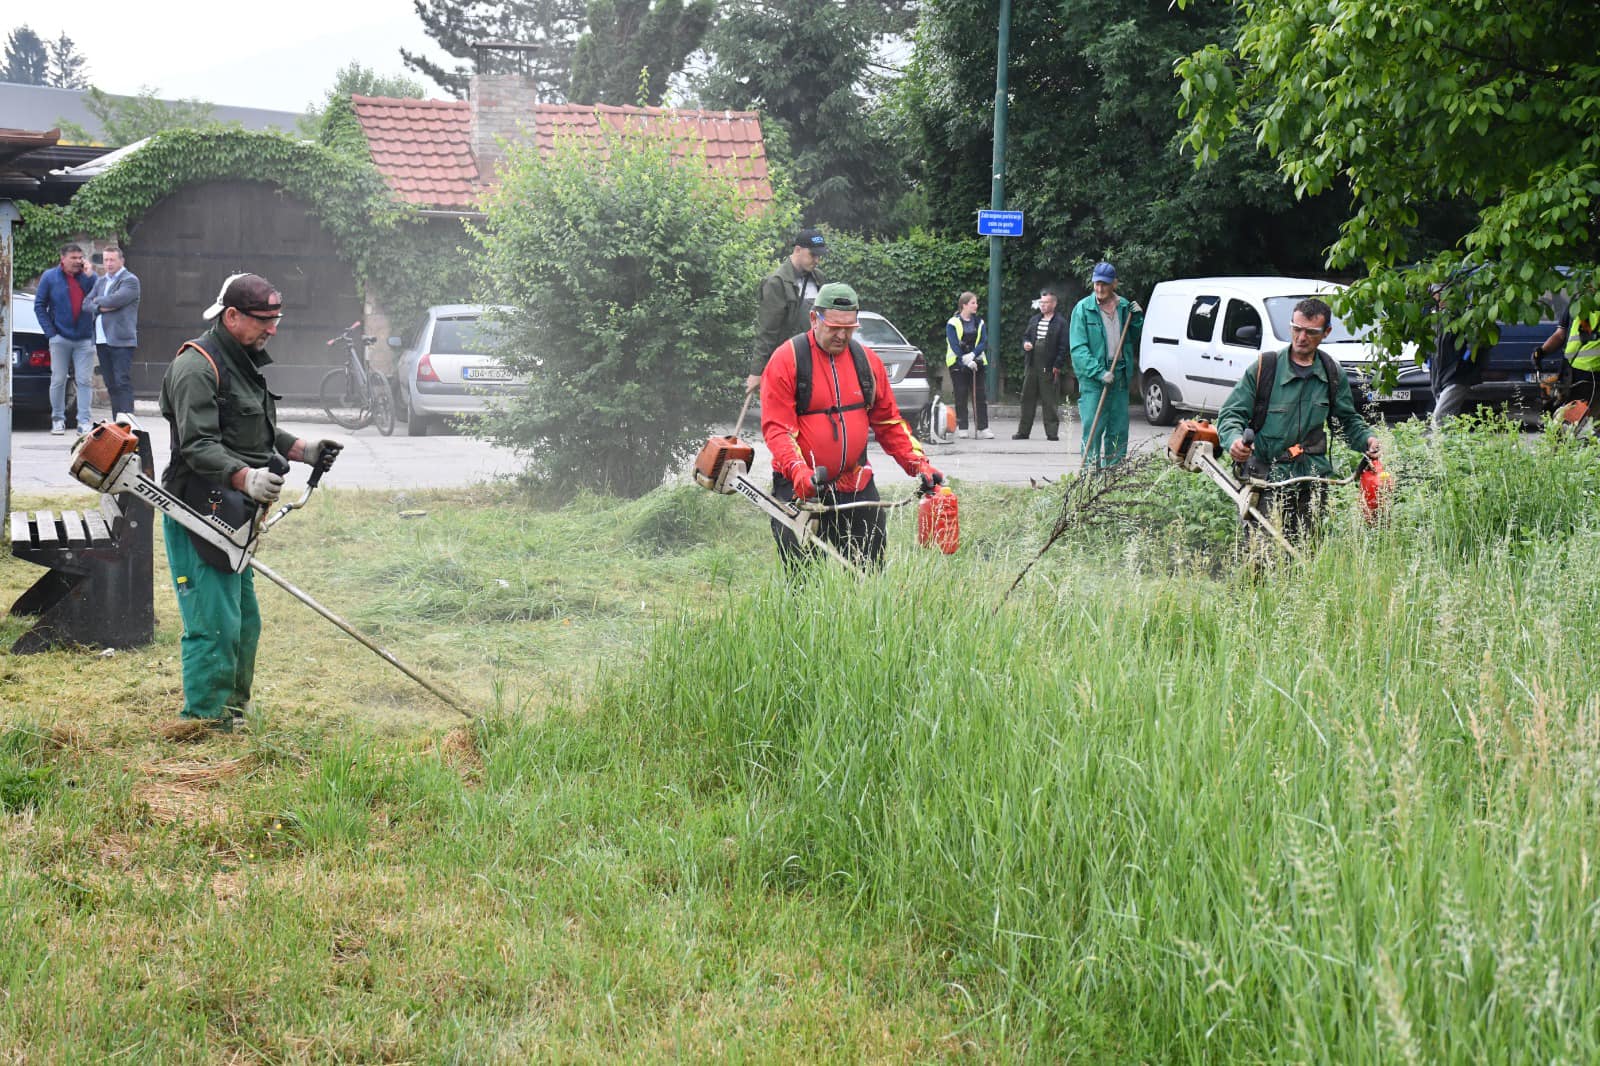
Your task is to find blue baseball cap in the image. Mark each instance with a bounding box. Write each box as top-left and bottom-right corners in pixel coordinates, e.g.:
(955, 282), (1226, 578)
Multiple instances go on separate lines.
(1091, 262), (1117, 284)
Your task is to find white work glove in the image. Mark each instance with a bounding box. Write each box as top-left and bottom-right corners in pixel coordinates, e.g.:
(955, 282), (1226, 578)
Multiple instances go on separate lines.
(961, 354), (977, 369)
(240, 466), (285, 504)
(1101, 370), (1115, 385)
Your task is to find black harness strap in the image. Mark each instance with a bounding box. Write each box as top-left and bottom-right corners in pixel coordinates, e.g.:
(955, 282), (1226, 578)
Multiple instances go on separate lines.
(790, 333), (874, 481)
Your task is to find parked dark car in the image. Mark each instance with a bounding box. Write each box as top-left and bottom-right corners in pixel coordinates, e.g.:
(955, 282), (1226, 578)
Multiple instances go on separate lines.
(8, 292), (73, 427)
(1362, 277), (1571, 426)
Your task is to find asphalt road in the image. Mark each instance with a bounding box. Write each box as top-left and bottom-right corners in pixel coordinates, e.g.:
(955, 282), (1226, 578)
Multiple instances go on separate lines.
(5, 402), (1166, 498)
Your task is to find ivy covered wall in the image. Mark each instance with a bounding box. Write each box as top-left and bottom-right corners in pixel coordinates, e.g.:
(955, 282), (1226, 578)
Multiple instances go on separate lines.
(15, 128), (476, 330)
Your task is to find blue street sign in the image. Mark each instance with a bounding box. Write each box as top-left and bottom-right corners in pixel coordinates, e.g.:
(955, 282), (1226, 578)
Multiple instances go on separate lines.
(977, 209), (1024, 237)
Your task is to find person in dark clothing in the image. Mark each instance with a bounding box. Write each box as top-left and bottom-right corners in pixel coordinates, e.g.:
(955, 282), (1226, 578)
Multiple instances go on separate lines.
(745, 228), (828, 392)
(1016, 289), (1071, 440)
(1428, 284), (1484, 423)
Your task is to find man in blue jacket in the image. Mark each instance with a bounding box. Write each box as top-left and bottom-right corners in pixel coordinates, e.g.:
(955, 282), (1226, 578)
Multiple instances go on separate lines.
(34, 243), (98, 435)
(89, 244), (141, 420)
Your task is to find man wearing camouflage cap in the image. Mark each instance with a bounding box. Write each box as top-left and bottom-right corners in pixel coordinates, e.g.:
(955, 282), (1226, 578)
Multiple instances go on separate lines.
(158, 273), (344, 731)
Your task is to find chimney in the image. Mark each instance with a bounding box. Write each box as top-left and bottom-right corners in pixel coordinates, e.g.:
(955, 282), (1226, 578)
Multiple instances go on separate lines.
(470, 73), (540, 184)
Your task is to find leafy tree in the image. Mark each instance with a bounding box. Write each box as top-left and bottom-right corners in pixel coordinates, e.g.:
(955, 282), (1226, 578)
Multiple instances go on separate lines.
(906, 1), (1345, 293)
(57, 87), (223, 146)
(3, 25), (50, 85)
(47, 32), (88, 88)
(402, 0), (586, 99)
(568, 0), (714, 105)
(698, 1), (915, 234)
(301, 63), (427, 156)
(1178, 0), (1600, 371)
(474, 124), (773, 496)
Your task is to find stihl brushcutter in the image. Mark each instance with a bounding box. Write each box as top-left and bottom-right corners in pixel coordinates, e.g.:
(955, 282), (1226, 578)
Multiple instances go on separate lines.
(692, 391), (957, 567)
(1165, 418), (1391, 559)
(69, 421), (473, 718)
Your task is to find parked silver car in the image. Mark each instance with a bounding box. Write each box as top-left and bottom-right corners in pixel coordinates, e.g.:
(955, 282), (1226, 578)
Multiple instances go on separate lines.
(858, 310), (932, 420)
(391, 305), (525, 436)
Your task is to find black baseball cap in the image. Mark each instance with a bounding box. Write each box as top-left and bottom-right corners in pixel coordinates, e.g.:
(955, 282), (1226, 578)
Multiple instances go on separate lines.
(203, 273), (282, 321)
(794, 228), (827, 254)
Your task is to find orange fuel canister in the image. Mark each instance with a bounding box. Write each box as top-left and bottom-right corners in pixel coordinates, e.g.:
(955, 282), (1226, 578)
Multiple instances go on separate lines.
(917, 486), (960, 554)
(1358, 458), (1393, 522)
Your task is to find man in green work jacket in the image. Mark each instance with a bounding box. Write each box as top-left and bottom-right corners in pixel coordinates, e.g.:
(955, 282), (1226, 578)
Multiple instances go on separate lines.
(159, 273), (342, 731)
(1069, 262), (1143, 467)
(1217, 296), (1380, 539)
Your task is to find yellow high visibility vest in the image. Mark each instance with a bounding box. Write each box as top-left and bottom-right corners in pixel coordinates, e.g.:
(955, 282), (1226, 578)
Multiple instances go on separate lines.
(1565, 316), (1600, 371)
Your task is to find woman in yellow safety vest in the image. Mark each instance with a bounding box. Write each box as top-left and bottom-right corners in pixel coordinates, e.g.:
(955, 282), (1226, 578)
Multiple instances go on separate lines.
(1536, 306), (1600, 408)
(946, 292), (990, 438)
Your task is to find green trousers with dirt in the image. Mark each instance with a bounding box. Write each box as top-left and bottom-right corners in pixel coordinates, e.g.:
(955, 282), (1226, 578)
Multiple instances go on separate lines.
(1078, 378), (1130, 468)
(163, 515), (260, 720)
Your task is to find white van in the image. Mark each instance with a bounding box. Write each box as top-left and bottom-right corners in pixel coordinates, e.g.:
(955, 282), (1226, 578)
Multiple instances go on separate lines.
(1138, 277), (1379, 424)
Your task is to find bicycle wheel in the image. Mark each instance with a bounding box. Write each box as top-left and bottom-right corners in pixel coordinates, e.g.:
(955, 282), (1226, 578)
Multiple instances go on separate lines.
(369, 371), (396, 436)
(320, 366), (368, 430)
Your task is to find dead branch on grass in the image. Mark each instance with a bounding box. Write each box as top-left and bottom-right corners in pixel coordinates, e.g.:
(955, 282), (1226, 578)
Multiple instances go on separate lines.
(1003, 454), (1170, 602)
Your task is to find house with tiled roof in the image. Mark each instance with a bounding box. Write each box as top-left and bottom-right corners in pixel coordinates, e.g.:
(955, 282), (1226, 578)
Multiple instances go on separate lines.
(351, 74), (772, 215)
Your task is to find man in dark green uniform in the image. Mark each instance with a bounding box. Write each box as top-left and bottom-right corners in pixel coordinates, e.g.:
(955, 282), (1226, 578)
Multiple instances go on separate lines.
(745, 228), (827, 392)
(159, 273), (341, 730)
(1217, 296), (1380, 539)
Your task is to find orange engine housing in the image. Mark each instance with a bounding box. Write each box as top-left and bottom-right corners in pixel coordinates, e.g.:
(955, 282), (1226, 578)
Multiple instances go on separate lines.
(69, 421), (140, 489)
(693, 435), (756, 490)
(1166, 418), (1221, 463)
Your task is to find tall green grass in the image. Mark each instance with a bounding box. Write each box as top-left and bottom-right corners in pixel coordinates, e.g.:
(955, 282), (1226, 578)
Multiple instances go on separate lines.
(597, 421), (1600, 1060)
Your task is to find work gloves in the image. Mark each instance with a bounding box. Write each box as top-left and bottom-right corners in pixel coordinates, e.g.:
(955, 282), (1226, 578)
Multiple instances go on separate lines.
(792, 466), (820, 500)
(961, 354), (977, 370)
(1101, 370), (1116, 385)
(918, 463), (945, 494)
(304, 438), (344, 470)
(240, 466), (285, 505)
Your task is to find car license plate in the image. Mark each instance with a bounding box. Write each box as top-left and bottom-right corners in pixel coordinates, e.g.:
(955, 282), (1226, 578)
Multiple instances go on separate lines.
(463, 366), (513, 382)
(1386, 389), (1410, 401)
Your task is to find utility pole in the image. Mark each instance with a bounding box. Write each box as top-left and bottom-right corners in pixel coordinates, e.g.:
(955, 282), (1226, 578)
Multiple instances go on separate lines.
(986, 0), (1012, 399)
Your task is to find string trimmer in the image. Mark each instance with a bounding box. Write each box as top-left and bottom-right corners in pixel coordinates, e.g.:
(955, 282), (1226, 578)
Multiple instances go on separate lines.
(68, 421), (474, 718)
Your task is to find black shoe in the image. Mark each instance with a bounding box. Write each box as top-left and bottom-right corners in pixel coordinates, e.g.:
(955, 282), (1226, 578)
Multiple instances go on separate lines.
(1046, 434), (1059, 441)
(1012, 432), (1029, 440)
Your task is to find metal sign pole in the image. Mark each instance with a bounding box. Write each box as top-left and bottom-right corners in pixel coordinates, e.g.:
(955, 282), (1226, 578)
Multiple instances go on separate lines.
(1, 200), (20, 522)
(985, 0), (1011, 402)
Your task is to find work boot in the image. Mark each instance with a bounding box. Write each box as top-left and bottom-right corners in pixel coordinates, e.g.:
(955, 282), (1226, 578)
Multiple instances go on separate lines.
(1046, 433), (1059, 441)
(1012, 432), (1029, 440)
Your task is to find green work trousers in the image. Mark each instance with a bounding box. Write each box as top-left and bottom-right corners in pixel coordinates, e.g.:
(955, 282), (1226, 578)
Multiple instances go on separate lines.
(163, 514), (261, 720)
(1078, 379), (1130, 468)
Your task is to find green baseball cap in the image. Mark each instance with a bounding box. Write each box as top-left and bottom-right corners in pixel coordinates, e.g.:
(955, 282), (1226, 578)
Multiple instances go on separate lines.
(812, 282), (860, 313)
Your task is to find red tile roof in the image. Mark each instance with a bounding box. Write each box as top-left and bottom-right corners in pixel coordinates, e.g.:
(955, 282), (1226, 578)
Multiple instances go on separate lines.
(350, 96), (771, 212)
(351, 96), (479, 209)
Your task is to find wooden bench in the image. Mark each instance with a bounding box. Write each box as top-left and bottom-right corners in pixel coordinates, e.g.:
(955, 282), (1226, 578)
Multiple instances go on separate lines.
(7, 431), (156, 654)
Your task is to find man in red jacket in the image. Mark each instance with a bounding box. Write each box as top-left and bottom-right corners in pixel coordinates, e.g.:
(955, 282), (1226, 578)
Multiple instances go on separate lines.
(760, 283), (943, 566)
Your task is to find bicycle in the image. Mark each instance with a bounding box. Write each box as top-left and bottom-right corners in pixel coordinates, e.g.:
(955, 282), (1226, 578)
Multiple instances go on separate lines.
(320, 322), (395, 435)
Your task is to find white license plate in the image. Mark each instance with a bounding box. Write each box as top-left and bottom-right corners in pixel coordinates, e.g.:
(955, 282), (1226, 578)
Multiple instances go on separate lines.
(463, 366), (514, 382)
(1386, 389), (1410, 401)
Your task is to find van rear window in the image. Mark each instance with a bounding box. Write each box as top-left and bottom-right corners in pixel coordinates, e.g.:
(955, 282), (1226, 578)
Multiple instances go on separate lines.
(1186, 296), (1220, 341)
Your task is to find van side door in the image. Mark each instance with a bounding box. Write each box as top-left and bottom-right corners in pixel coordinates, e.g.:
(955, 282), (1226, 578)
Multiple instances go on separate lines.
(1216, 298), (1267, 401)
(1177, 294), (1224, 413)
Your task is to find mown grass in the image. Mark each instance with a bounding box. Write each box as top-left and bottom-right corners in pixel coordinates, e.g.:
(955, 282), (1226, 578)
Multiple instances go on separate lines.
(3, 420), (1599, 1060)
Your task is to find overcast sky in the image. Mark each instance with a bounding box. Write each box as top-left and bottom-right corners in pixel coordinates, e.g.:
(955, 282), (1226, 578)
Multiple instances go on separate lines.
(17, 0), (455, 113)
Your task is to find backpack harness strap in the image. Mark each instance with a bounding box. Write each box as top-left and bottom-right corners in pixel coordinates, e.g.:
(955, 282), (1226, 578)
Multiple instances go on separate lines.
(1249, 347), (1343, 462)
(789, 334), (874, 482)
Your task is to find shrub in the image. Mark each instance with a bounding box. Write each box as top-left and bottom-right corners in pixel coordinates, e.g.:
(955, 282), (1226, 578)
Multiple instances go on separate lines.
(474, 124), (775, 497)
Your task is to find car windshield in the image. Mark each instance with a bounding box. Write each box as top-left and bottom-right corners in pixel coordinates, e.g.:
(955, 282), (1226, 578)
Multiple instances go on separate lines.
(1264, 297), (1370, 344)
(856, 316), (909, 348)
(430, 316), (503, 355)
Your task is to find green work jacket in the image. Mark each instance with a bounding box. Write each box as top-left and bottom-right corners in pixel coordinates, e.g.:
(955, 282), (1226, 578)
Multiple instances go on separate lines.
(1068, 294), (1143, 383)
(159, 325), (296, 494)
(1217, 347), (1375, 480)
